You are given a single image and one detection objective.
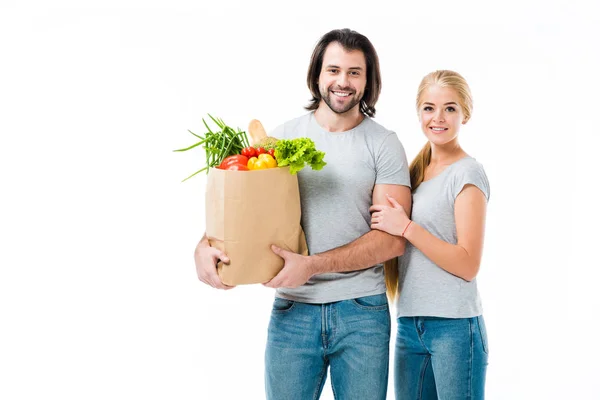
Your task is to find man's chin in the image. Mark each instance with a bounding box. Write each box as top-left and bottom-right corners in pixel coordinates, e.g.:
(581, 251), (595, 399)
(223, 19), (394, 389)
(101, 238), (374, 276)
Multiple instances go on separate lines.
(325, 99), (360, 115)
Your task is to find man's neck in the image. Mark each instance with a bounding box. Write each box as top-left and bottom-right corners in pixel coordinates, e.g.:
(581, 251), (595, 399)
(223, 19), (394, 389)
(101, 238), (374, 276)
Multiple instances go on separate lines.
(313, 103), (365, 133)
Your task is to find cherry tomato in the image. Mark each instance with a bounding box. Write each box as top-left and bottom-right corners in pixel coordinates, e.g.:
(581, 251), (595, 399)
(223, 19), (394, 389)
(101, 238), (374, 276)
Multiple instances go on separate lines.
(247, 157), (258, 170)
(219, 155), (248, 168)
(224, 163), (249, 171)
(255, 147), (267, 156)
(241, 147), (257, 158)
(267, 148), (276, 158)
(258, 153), (277, 169)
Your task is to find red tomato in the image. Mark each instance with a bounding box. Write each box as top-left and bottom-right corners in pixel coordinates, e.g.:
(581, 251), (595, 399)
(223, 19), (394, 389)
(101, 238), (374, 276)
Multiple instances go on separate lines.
(267, 148), (276, 158)
(255, 147), (267, 156)
(224, 163), (249, 171)
(241, 147), (257, 158)
(219, 155), (248, 168)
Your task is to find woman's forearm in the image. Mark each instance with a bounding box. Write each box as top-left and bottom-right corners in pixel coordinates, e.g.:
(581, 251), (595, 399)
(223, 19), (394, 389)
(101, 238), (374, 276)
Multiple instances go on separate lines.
(403, 222), (480, 281)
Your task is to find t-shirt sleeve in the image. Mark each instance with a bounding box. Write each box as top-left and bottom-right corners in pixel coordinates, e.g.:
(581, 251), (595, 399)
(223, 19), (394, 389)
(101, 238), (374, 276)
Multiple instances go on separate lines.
(375, 133), (411, 187)
(451, 161), (490, 201)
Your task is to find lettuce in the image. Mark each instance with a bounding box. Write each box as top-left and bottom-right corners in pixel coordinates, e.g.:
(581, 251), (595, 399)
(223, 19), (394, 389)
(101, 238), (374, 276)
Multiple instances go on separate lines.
(274, 138), (326, 174)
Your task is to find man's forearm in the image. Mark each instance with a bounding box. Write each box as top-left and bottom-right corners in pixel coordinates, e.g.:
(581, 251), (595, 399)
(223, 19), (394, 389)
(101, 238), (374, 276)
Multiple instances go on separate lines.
(309, 230), (406, 274)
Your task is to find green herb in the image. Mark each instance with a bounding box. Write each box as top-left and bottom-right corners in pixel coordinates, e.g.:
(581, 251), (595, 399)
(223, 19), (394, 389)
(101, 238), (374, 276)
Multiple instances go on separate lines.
(253, 136), (279, 151)
(274, 138), (326, 174)
(173, 114), (250, 181)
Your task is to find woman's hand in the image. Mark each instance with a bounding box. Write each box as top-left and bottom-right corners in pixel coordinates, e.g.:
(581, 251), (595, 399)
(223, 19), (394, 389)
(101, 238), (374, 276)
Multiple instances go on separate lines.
(369, 194), (412, 237)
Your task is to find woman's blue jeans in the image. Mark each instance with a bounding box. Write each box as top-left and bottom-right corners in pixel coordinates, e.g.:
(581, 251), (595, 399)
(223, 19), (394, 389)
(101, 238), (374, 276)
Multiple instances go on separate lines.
(265, 293), (391, 400)
(394, 316), (489, 399)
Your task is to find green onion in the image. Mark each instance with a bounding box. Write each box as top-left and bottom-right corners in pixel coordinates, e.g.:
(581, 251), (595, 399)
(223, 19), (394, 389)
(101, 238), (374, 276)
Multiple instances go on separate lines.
(174, 115), (251, 182)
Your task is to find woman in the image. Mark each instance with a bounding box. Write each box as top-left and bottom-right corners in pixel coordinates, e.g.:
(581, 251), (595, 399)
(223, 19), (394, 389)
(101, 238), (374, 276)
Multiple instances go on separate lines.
(371, 70), (490, 399)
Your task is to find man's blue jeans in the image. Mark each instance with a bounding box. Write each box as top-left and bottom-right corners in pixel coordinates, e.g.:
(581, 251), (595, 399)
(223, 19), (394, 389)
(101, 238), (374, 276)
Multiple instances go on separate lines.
(265, 293), (391, 400)
(394, 316), (489, 399)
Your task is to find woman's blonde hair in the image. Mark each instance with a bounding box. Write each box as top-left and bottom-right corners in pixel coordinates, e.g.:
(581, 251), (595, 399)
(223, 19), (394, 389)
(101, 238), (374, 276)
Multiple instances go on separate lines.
(383, 70), (473, 301)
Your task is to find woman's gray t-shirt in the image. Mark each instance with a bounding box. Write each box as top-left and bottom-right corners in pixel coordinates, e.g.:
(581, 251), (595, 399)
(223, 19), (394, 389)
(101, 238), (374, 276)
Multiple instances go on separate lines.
(396, 156), (490, 318)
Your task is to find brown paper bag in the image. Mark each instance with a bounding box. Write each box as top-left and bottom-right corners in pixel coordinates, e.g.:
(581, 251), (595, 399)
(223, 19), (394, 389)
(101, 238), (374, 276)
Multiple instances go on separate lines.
(205, 166), (309, 285)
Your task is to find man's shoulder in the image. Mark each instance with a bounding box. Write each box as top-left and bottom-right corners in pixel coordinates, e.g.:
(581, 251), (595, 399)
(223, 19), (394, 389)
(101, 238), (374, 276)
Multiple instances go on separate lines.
(361, 117), (395, 138)
(270, 113), (312, 139)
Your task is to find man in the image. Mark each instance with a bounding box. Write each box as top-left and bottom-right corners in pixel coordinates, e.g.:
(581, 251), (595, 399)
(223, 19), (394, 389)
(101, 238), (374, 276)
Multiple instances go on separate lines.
(195, 29), (411, 399)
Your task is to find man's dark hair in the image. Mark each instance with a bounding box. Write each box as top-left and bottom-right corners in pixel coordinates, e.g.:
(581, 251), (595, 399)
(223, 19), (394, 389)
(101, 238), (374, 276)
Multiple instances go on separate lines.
(305, 28), (382, 117)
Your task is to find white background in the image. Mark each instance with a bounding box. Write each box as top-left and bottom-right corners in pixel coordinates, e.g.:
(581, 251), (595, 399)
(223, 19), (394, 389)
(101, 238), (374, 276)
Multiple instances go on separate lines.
(0, 1), (597, 399)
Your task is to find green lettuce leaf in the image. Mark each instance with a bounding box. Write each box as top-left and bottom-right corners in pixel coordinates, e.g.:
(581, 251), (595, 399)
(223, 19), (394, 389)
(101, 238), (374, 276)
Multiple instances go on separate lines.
(274, 138), (326, 174)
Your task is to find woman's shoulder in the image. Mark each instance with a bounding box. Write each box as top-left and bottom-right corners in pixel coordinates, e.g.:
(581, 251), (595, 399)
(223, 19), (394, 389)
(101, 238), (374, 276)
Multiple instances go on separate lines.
(450, 156), (487, 176)
(450, 156), (490, 200)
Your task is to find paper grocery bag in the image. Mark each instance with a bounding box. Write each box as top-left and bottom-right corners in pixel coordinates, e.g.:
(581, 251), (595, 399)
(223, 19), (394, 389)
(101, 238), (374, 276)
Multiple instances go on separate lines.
(205, 166), (309, 285)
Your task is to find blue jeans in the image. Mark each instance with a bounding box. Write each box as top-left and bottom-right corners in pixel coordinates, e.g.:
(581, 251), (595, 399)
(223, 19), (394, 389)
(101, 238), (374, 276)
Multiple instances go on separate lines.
(265, 293), (391, 400)
(394, 316), (489, 400)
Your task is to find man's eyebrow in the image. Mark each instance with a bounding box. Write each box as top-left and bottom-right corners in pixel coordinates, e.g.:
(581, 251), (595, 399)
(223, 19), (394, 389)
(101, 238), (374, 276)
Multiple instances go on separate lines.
(324, 64), (364, 70)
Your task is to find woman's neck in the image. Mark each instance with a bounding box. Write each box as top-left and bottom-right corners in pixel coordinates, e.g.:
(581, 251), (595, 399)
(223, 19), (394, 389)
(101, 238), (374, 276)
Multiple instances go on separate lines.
(429, 139), (467, 165)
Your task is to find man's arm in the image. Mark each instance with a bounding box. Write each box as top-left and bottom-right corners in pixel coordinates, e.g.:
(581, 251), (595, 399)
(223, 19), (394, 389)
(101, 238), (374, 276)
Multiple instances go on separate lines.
(264, 184), (411, 288)
(311, 184), (411, 273)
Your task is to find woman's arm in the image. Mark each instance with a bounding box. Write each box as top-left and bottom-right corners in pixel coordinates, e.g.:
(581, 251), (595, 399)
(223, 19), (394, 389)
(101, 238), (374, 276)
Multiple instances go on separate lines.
(370, 185), (487, 281)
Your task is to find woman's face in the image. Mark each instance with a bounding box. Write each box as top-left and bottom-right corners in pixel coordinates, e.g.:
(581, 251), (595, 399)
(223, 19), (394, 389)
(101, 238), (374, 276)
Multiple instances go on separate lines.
(418, 85), (466, 146)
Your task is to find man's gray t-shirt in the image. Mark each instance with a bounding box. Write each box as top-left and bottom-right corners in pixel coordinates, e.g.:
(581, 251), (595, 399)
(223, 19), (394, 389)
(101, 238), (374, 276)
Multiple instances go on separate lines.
(396, 156), (490, 318)
(271, 112), (410, 304)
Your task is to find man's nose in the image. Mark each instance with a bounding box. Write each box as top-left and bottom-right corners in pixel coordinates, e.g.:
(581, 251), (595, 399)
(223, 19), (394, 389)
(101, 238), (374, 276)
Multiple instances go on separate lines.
(337, 73), (349, 87)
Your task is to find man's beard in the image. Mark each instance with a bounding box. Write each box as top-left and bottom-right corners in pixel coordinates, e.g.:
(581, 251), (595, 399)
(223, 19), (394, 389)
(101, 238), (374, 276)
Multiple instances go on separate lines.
(320, 86), (363, 114)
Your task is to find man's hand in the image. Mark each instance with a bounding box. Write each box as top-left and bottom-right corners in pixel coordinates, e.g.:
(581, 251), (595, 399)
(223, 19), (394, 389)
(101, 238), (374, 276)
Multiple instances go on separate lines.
(263, 245), (315, 289)
(194, 239), (235, 290)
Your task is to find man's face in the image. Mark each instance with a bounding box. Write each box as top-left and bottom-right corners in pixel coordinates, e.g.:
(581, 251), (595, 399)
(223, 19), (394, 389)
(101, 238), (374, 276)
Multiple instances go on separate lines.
(317, 42), (367, 115)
